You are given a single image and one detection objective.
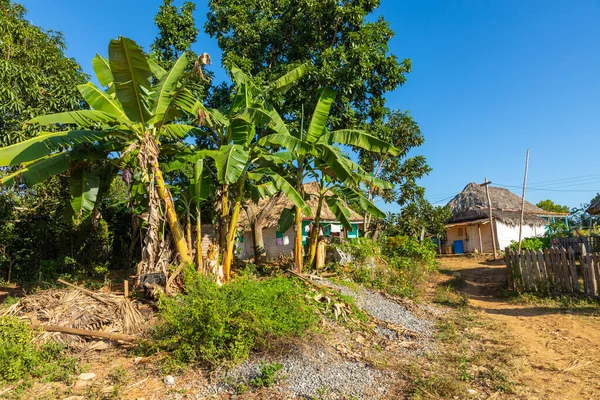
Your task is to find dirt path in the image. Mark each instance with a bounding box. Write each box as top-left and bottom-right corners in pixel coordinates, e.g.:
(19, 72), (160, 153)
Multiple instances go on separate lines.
(438, 257), (600, 400)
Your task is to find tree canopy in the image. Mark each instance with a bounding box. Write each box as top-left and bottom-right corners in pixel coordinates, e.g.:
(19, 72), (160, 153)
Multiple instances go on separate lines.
(536, 199), (570, 214)
(205, 0), (411, 128)
(0, 0), (87, 146)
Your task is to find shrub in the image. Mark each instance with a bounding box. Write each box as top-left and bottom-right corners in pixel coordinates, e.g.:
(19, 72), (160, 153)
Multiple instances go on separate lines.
(332, 237), (379, 263)
(150, 271), (318, 368)
(382, 236), (436, 267)
(0, 316), (79, 383)
(508, 237), (549, 252)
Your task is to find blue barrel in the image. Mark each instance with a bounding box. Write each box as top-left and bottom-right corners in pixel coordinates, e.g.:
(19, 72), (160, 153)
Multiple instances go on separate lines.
(453, 240), (464, 254)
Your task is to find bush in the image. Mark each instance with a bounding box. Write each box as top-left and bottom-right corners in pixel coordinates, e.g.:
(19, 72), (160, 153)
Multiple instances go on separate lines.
(382, 236), (436, 267)
(332, 237), (379, 263)
(0, 316), (79, 383)
(508, 237), (549, 252)
(150, 271), (318, 368)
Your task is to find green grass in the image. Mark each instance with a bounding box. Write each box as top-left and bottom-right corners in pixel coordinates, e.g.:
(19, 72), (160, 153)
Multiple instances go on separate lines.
(505, 292), (600, 314)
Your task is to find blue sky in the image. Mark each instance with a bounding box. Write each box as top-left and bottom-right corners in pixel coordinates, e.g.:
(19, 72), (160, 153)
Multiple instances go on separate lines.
(20, 0), (600, 213)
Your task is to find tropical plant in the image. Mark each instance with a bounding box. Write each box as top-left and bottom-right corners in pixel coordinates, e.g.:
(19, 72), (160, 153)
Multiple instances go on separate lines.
(260, 88), (399, 269)
(0, 37), (208, 276)
(167, 64), (312, 280)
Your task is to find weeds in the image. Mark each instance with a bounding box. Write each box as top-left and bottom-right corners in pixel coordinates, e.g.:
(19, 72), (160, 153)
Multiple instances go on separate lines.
(0, 316), (79, 387)
(249, 361), (284, 388)
(147, 270), (318, 369)
(408, 288), (518, 399)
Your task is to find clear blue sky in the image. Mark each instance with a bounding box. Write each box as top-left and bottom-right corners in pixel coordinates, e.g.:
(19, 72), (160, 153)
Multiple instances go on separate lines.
(20, 0), (600, 213)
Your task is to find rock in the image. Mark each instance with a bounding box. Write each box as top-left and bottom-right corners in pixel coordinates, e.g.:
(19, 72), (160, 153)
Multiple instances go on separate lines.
(77, 372), (96, 381)
(73, 380), (90, 389)
(163, 375), (176, 386)
(63, 397), (85, 400)
(467, 388), (477, 395)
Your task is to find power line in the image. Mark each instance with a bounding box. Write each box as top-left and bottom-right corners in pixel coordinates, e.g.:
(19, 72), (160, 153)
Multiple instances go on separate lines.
(495, 183), (600, 193)
(527, 173), (600, 186)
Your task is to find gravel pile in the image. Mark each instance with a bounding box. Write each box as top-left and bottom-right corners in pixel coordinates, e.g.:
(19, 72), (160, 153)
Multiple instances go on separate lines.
(323, 279), (434, 336)
(226, 347), (381, 399)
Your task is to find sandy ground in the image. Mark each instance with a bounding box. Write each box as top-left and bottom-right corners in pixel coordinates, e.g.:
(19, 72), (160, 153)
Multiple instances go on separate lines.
(438, 256), (600, 400)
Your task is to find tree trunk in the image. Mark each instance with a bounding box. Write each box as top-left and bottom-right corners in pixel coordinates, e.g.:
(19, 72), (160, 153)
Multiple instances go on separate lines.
(294, 206), (303, 272)
(186, 208), (192, 253)
(153, 165), (192, 265)
(252, 219), (267, 265)
(222, 194), (242, 281)
(218, 184), (229, 252)
(308, 194), (325, 266)
(195, 206), (203, 273)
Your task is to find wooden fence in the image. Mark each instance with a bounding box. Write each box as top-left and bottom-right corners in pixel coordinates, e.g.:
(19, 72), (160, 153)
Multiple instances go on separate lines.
(553, 236), (600, 255)
(505, 245), (600, 297)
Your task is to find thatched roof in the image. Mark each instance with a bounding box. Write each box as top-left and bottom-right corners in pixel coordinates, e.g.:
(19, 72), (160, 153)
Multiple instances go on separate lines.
(587, 197), (600, 215)
(446, 182), (548, 227)
(239, 182), (364, 230)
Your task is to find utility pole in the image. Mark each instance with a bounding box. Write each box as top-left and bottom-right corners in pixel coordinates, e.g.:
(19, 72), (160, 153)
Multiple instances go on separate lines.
(480, 178), (497, 260)
(518, 149), (530, 252)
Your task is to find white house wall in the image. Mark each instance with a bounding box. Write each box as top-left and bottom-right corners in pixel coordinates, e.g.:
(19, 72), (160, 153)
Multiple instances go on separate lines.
(495, 221), (545, 250)
(239, 227), (296, 260)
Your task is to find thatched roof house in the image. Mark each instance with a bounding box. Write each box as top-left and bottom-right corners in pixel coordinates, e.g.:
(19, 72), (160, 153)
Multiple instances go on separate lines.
(237, 182), (364, 260)
(586, 197), (600, 215)
(444, 183), (566, 254)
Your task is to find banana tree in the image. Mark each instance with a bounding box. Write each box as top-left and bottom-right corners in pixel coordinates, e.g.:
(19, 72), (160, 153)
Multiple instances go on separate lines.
(173, 64), (311, 280)
(259, 88), (399, 269)
(0, 37), (205, 274)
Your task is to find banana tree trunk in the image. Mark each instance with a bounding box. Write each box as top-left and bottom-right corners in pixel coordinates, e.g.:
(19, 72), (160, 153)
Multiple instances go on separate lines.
(251, 219), (267, 265)
(222, 194), (242, 281)
(195, 206), (203, 273)
(152, 165), (192, 265)
(186, 207), (192, 253)
(294, 206), (303, 272)
(218, 184), (229, 251)
(308, 194), (325, 266)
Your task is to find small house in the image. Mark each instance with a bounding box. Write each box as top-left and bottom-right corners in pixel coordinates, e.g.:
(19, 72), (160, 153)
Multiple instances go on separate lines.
(237, 182), (364, 260)
(586, 198), (600, 215)
(445, 182), (568, 253)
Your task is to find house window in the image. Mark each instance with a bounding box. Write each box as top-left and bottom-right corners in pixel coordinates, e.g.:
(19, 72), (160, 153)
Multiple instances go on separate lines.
(457, 227), (464, 237)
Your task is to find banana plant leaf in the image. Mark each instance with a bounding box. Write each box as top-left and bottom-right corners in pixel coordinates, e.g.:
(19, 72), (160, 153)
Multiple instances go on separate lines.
(70, 169), (100, 214)
(278, 207), (295, 233)
(0, 153), (70, 186)
(325, 195), (353, 231)
(306, 88), (336, 144)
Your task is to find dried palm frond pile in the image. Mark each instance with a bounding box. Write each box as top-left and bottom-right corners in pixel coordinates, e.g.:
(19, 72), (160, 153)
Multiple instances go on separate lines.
(1, 287), (147, 351)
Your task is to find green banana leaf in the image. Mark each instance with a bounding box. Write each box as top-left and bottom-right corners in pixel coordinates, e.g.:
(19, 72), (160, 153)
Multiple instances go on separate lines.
(325, 195), (353, 231)
(150, 52), (189, 127)
(270, 172), (311, 215)
(277, 207), (295, 233)
(259, 134), (315, 155)
(77, 83), (128, 120)
(70, 169), (100, 214)
(191, 159), (211, 203)
(211, 144), (250, 184)
(26, 110), (118, 128)
(0, 153), (70, 186)
(320, 129), (400, 155)
(0, 130), (107, 166)
(92, 54), (114, 88)
(334, 186), (386, 219)
(306, 88), (336, 144)
(271, 63), (309, 94)
(109, 37), (153, 123)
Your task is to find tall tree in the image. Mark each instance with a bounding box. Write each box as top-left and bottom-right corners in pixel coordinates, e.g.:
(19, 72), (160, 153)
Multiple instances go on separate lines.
(151, 0), (199, 69)
(536, 199), (570, 214)
(0, 0), (88, 146)
(205, 0), (410, 128)
(358, 109), (431, 235)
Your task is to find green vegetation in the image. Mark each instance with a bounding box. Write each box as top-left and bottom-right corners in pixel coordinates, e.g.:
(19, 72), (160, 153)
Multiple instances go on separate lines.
(508, 237), (548, 251)
(332, 235), (437, 298)
(249, 361), (284, 389)
(0, 316), (79, 385)
(149, 271), (318, 369)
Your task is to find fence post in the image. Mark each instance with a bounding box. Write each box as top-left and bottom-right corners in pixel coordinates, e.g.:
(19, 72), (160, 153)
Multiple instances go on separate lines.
(581, 243), (590, 295)
(567, 247), (579, 293)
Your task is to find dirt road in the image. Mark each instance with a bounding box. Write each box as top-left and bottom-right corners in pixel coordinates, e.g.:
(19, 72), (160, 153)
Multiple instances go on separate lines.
(439, 257), (600, 400)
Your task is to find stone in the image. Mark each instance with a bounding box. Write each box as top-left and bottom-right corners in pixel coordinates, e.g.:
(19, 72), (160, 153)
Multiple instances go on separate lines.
(63, 397), (86, 400)
(163, 375), (176, 386)
(77, 372), (96, 381)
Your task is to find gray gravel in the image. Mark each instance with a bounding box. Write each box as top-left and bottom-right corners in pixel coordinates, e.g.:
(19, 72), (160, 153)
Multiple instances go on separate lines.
(227, 350), (380, 399)
(322, 279), (434, 336)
